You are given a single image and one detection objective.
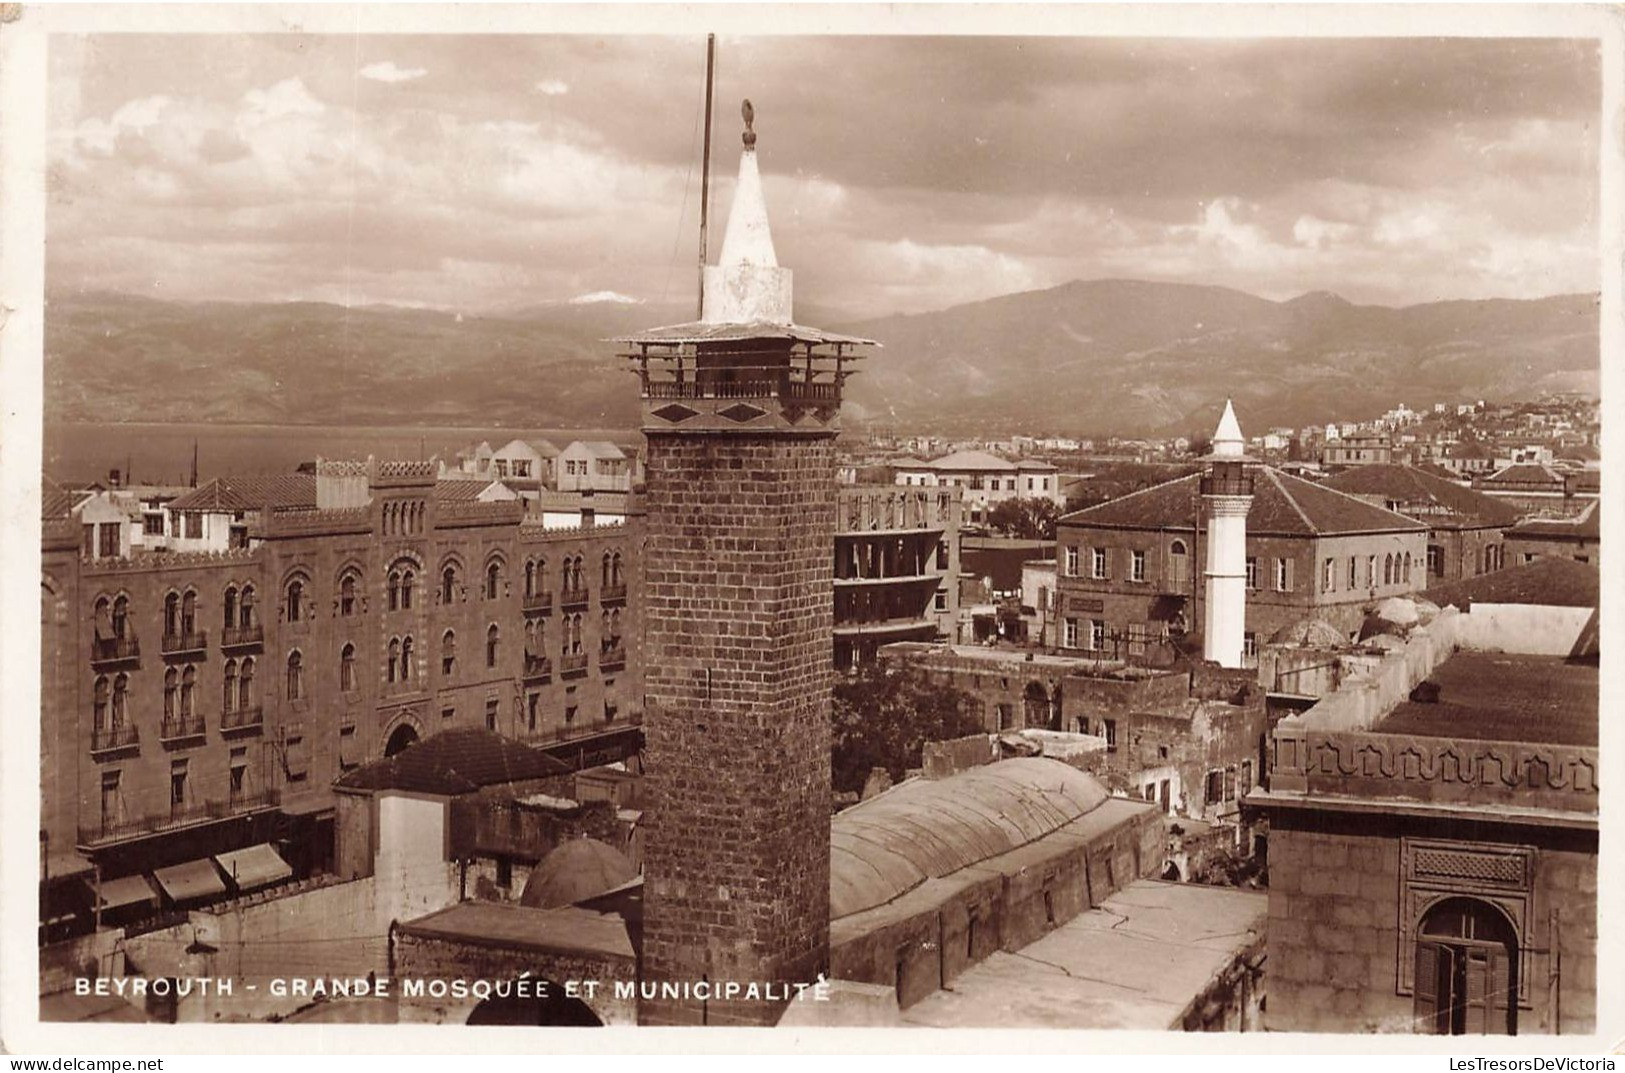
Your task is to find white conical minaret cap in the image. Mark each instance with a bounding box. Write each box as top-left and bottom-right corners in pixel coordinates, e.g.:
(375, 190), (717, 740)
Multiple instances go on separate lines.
(716, 145), (779, 269)
(1211, 399), (1245, 458)
(702, 100), (794, 325)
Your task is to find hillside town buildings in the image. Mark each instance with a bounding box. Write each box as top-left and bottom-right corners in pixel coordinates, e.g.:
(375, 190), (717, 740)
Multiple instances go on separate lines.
(892, 450), (1064, 526)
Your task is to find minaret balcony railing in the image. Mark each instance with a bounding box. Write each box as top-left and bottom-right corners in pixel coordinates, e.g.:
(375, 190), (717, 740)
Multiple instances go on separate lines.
(640, 370), (842, 403)
(1200, 474), (1255, 497)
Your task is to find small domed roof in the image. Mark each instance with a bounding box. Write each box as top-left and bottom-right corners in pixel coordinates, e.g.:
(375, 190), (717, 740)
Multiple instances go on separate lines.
(1268, 617), (1348, 648)
(519, 837), (637, 910)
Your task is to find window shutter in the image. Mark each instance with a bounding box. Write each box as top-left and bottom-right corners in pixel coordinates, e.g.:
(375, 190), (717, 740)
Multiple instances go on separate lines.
(1283, 557), (1295, 593)
(1414, 941), (1443, 1034)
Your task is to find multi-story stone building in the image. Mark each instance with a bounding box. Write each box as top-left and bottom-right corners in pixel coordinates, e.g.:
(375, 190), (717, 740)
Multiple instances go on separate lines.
(39, 459), (641, 933)
(1321, 463), (1520, 582)
(1056, 458), (1427, 665)
(892, 450), (1063, 527)
(833, 483), (961, 669)
(1502, 500), (1600, 567)
(1321, 431), (1393, 470)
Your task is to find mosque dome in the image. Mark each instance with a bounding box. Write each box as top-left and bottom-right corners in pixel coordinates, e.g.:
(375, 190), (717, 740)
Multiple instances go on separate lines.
(1267, 617), (1349, 648)
(519, 837), (637, 910)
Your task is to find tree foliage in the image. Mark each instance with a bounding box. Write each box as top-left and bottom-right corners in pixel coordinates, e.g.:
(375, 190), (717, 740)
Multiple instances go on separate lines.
(986, 496), (1060, 540)
(831, 660), (986, 794)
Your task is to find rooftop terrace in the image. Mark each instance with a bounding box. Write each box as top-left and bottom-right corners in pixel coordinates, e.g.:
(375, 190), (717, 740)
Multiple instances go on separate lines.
(1378, 653), (1597, 748)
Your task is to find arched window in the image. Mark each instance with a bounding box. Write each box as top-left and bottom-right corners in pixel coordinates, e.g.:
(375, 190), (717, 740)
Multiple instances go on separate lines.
(570, 614), (583, 655)
(486, 624), (500, 668)
(239, 658), (255, 710)
(340, 573), (357, 616)
(224, 586), (238, 630)
(602, 552), (613, 588)
(600, 609), (611, 648)
(113, 673), (130, 724)
(401, 635), (414, 681)
(1414, 897), (1519, 1035)
(178, 667), (194, 718)
(401, 570), (415, 610)
(112, 595), (129, 639)
(223, 659), (238, 713)
(1168, 541), (1189, 589)
(524, 619), (536, 652)
(240, 586), (256, 630)
(388, 570), (401, 612)
(388, 638), (400, 684)
(287, 578), (304, 622)
(1384, 554), (1394, 586)
(1403, 552), (1412, 584)
(486, 561), (501, 600)
(93, 676), (110, 730)
(612, 552), (623, 586)
(164, 667), (178, 720)
(609, 607), (621, 642)
(340, 643), (356, 692)
(286, 650), (303, 701)
(442, 566), (456, 605)
(441, 630), (456, 676)
(181, 590), (196, 635)
(164, 592), (180, 638)
(524, 560), (536, 599)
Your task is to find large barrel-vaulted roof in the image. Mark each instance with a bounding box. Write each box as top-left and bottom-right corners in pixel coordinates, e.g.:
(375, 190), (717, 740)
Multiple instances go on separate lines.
(830, 758), (1110, 920)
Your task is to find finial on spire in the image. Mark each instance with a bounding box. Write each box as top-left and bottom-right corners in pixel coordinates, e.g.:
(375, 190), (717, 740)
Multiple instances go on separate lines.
(741, 98), (756, 149)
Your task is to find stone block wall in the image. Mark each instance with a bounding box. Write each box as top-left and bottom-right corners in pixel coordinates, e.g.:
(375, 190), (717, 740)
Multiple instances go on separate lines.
(639, 432), (836, 1026)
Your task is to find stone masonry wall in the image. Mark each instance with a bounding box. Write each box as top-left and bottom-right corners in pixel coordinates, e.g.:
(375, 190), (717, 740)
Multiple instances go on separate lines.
(639, 432), (836, 1026)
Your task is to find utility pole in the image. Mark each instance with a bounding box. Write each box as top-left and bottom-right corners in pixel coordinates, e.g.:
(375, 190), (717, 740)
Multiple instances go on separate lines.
(696, 33), (716, 320)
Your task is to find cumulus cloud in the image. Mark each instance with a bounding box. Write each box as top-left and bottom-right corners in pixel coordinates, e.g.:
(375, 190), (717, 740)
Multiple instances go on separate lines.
(359, 61), (428, 83)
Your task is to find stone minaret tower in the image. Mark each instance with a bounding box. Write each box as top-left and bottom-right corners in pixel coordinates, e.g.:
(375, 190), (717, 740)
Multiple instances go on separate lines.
(615, 104), (873, 1027)
(1200, 400), (1255, 668)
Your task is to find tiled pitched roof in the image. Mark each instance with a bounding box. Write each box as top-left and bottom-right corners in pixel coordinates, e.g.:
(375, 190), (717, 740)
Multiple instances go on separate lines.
(571, 441), (627, 460)
(1377, 653), (1596, 747)
(1322, 464), (1521, 528)
(41, 477), (78, 520)
(927, 450), (1018, 472)
(1447, 441), (1493, 460)
(1479, 463), (1564, 488)
(1506, 500), (1599, 541)
(1059, 467), (1425, 537)
(334, 728), (572, 795)
(433, 479), (492, 502)
(1422, 557), (1599, 610)
(167, 475), (316, 512)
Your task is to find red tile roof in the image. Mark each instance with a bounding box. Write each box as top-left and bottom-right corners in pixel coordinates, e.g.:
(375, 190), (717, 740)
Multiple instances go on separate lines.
(1059, 467), (1426, 537)
(1322, 464), (1521, 529)
(167, 474), (316, 512)
(1423, 556), (1599, 610)
(334, 728), (572, 796)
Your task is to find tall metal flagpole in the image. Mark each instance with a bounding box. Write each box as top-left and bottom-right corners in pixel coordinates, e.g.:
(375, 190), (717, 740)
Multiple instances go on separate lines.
(697, 33), (716, 320)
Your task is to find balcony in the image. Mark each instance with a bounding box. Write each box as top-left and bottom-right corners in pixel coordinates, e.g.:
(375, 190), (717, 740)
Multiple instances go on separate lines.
(221, 706), (264, 733)
(600, 583), (628, 604)
(159, 714), (206, 743)
(559, 652), (589, 676)
(641, 372), (842, 403)
(523, 592), (553, 615)
(523, 654), (553, 683)
(220, 625), (264, 651)
(1199, 474), (1255, 497)
(90, 725), (140, 755)
(560, 587), (590, 609)
(161, 631), (209, 658)
(600, 644), (627, 670)
(832, 616), (938, 639)
(77, 788), (281, 848)
(90, 636), (141, 668)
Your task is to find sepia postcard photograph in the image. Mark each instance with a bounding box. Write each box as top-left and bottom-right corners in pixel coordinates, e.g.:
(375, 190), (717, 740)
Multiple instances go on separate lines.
(0, 2), (1619, 1056)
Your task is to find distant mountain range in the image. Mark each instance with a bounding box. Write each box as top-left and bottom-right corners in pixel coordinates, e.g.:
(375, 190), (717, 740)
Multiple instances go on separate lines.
(44, 281), (1598, 436)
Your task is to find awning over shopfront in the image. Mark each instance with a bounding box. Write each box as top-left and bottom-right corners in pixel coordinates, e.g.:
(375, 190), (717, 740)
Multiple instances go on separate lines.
(92, 873), (159, 911)
(213, 843), (292, 892)
(152, 859), (227, 903)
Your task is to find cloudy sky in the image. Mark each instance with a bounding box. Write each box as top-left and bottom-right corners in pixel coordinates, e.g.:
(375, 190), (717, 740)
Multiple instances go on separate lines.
(48, 33), (1601, 319)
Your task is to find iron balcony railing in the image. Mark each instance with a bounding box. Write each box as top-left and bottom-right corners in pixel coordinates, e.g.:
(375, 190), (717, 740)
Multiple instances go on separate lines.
(1199, 474), (1255, 497)
(600, 583), (628, 603)
(523, 654), (553, 682)
(559, 652), (589, 675)
(221, 706), (264, 732)
(599, 644), (627, 669)
(220, 625), (264, 650)
(523, 592), (553, 614)
(560, 587), (590, 608)
(159, 714), (206, 742)
(90, 724), (140, 754)
(91, 636), (141, 667)
(161, 631), (209, 656)
(78, 789), (281, 847)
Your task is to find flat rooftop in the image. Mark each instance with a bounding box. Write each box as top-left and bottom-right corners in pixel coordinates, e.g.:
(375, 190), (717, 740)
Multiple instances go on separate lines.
(398, 901), (635, 961)
(1378, 652), (1597, 747)
(900, 879), (1265, 1030)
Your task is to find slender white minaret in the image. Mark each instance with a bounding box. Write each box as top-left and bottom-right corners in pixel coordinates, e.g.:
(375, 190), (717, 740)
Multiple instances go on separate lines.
(1201, 400), (1256, 668)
